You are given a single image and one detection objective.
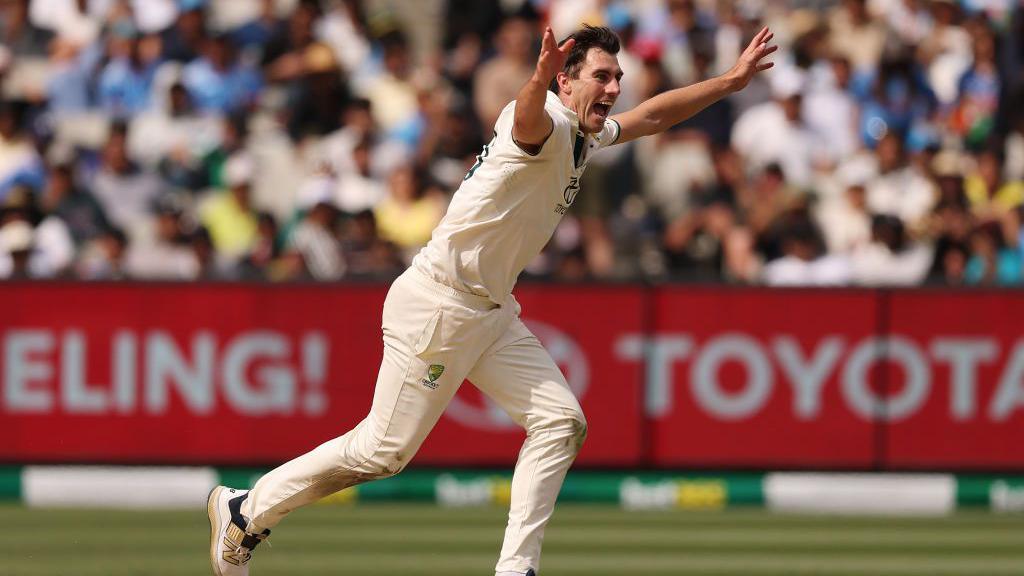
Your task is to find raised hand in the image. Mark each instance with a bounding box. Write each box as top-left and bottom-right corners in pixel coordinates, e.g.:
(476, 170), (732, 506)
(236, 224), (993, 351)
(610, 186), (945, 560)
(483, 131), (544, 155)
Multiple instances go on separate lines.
(534, 26), (575, 83)
(726, 26), (778, 91)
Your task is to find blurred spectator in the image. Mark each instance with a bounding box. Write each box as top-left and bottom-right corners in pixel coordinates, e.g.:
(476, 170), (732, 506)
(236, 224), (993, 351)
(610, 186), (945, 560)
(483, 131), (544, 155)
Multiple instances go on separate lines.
(931, 239), (970, 285)
(333, 136), (387, 215)
(817, 182), (872, 254)
(76, 226), (129, 280)
(129, 82), (222, 185)
(87, 122), (163, 237)
(473, 15), (536, 137)
(418, 97), (484, 192)
(29, 0), (101, 48)
(96, 26), (162, 118)
(238, 211), (280, 279)
(634, 0), (714, 87)
(0, 100), (42, 198)
(762, 216), (851, 286)
(0, 185), (73, 278)
(964, 145), (1024, 218)
(160, 2), (205, 63)
(199, 153), (258, 260)
(201, 113), (249, 190)
(918, 0), (973, 106)
(861, 133), (937, 226)
(661, 147), (741, 278)
(31, 207), (74, 277)
(340, 209), (403, 276)
(877, 0), (933, 46)
(362, 30), (418, 136)
(262, 1), (350, 140)
(181, 33), (263, 114)
(315, 0), (370, 78)
(950, 21), (1000, 149)
(731, 66), (818, 189)
(0, 219), (34, 279)
(374, 164), (443, 260)
(828, 0), (887, 72)
(804, 56), (860, 165)
(232, 0), (283, 53)
(124, 191), (197, 279)
(262, 0), (318, 76)
(39, 162), (109, 246)
(965, 221), (1022, 285)
(850, 214), (933, 285)
(853, 50), (936, 150)
(287, 42), (350, 140)
(192, 225), (236, 280)
(46, 34), (103, 115)
(2, 0), (52, 58)
(285, 197), (344, 281)
(739, 163), (805, 262)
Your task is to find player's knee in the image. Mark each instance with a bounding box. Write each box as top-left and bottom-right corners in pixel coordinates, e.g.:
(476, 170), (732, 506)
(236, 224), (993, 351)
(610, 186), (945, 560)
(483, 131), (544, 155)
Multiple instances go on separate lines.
(568, 411), (588, 454)
(366, 450), (410, 479)
(533, 410), (587, 455)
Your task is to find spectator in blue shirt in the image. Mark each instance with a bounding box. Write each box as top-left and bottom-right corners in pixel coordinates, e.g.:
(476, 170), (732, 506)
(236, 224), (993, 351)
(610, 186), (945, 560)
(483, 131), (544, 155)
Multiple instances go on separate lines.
(97, 27), (161, 118)
(181, 34), (263, 114)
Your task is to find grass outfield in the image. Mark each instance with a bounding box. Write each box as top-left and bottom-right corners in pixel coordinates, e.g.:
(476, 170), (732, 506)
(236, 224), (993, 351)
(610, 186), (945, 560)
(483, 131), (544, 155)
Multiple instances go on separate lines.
(1, 503), (1022, 575)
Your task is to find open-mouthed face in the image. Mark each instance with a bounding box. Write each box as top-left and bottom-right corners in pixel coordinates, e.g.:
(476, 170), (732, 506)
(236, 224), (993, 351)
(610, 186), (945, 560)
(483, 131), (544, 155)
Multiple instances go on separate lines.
(559, 48), (623, 134)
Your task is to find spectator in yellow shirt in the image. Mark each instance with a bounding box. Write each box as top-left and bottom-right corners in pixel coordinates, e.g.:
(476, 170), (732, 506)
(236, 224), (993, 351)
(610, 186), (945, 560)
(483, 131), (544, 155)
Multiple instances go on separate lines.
(965, 147), (1024, 218)
(374, 164), (443, 261)
(199, 153), (259, 260)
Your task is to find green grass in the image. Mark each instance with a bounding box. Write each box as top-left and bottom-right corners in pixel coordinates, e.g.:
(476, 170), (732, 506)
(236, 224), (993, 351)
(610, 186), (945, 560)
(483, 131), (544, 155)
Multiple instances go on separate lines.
(2, 503), (1023, 575)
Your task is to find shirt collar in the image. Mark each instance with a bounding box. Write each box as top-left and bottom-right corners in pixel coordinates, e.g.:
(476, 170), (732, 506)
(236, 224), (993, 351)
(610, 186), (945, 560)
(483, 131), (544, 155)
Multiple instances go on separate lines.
(546, 90), (579, 127)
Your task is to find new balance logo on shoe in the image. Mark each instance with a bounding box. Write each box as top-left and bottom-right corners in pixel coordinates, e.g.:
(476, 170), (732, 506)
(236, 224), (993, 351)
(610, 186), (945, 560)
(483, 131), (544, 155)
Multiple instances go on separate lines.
(208, 486), (270, 576)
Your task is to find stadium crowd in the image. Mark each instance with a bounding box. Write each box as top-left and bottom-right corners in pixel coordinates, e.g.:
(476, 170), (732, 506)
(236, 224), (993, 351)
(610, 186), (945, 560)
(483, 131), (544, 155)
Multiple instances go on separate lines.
(0, 0), (1022, 286)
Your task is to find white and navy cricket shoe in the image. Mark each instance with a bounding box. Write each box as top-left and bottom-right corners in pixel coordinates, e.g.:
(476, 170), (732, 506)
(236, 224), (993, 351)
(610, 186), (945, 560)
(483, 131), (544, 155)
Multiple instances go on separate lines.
(207, 486), (270, 576)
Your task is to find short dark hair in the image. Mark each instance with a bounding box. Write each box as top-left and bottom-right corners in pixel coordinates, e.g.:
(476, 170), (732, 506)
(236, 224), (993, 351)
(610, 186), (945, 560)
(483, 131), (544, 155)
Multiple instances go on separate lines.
(561, 25), (620, 79)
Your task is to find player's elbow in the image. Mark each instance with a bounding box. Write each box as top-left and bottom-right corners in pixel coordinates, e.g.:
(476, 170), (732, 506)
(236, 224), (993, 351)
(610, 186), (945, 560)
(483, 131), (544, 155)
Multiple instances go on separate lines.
(641, 110), (668, 137)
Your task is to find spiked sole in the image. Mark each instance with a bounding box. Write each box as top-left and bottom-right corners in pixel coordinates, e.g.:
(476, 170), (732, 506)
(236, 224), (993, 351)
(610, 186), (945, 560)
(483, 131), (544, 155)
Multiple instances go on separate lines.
(207, 486), (225, 576)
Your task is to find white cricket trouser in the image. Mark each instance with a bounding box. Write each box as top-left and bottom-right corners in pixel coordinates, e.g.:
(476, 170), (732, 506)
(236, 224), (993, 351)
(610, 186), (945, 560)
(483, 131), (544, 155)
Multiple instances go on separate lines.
(242, 267), (587, 574)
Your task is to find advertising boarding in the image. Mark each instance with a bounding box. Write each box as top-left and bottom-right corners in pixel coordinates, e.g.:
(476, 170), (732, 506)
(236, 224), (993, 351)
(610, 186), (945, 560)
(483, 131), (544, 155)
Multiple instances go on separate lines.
(2, 283), (1022, 470)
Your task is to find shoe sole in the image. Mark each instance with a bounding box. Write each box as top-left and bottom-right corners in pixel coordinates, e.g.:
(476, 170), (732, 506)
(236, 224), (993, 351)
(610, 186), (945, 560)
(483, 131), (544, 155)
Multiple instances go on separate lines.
(207, 485), (224, 576)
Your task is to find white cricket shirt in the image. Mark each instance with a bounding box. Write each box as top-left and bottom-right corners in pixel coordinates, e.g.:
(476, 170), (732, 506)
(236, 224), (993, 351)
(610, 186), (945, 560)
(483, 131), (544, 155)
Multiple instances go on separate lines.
(412, 90), (621, 304)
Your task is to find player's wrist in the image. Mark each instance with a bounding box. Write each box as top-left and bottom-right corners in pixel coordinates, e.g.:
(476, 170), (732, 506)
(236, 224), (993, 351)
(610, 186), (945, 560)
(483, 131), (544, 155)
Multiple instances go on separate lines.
(719, 71), (745, 94)
(531, 70), (554, 88)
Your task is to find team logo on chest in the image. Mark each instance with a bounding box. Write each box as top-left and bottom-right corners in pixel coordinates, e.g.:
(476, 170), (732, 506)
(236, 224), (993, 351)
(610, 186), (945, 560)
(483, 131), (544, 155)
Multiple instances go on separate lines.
(556, 176), (580, 214)
(556, 131), (590, 214)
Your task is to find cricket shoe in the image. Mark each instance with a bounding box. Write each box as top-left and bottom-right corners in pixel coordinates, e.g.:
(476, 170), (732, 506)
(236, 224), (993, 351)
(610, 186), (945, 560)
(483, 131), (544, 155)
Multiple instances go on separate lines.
(207, 486), (270, 576)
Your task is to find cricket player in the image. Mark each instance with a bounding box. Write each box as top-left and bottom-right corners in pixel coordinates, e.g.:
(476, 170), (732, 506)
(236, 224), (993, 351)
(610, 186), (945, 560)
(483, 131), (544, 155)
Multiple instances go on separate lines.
(209, 24), (776, 576)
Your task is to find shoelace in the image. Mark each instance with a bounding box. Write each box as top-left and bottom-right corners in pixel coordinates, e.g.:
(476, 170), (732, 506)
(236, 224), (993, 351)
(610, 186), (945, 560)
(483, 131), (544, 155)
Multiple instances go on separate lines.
(233, 546), (253, 563)
(234, 534), (271, 561)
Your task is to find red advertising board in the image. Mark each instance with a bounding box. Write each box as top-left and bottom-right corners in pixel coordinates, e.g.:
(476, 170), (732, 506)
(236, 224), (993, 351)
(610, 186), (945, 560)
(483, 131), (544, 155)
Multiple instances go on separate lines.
(1, 283), (385, 465)
(646, 287), (881, 469)
(0, 282), (644, 466)
(885, 290), (1024, 470)
(4, 282), (1024, 470)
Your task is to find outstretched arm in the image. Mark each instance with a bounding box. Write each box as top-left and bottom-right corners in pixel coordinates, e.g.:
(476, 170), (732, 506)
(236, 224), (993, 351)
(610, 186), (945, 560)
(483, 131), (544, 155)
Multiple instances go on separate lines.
(512, 27), (575, 153)
(612, 27), (777, 144)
